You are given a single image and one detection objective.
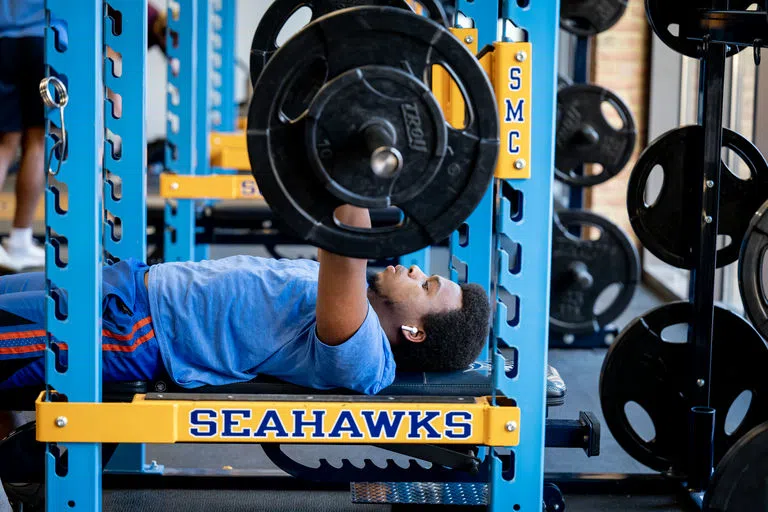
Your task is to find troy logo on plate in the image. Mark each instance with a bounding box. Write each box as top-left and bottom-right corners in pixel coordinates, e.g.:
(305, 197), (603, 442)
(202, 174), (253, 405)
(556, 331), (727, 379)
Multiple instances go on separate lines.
(401, 103), (428, 153)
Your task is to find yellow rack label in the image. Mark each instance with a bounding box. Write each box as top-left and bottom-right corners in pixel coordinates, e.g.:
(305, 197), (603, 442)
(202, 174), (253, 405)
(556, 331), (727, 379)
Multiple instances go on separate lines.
(493, 42), (532, 180)
(36, 394), (520, 446)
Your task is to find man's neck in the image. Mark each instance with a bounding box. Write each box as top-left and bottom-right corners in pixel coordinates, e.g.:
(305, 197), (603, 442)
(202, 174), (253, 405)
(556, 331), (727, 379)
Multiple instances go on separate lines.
(370, 300), (399, 345)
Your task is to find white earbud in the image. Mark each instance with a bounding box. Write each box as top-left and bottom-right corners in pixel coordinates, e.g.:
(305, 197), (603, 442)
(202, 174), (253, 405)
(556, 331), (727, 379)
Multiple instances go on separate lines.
(401, 325), (419, 335)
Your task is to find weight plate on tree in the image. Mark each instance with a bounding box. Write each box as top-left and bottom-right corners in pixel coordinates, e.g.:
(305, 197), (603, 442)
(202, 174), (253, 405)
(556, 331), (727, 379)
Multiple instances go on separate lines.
(550, 209), (639, 334)
(627, 125), (768, 270)
(249, 0), (450, 85)
(560, 0), (628, 36)
(600, 301), (768, 476)
(247, 7), (499, 259)
(645, 0), (756, 59)
(555, 84), (636, 187)
(738, 199), (768, 342)
(704, 422), (768, 512)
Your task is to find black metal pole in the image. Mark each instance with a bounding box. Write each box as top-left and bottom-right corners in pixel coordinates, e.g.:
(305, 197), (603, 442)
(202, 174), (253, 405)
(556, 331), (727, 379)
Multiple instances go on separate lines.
(687, 40), (727, 490)
(568, 35), (590, 211)
(688, 406), (715, 491)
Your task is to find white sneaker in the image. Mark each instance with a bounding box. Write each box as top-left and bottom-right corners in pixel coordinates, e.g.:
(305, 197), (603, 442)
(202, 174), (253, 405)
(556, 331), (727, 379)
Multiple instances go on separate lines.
(2, 239), (45, 271)
(0, 245), (21, 273)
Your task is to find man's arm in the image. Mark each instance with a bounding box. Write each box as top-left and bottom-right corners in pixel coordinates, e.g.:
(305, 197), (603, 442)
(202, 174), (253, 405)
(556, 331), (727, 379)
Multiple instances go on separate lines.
(315, 205), (371, 346)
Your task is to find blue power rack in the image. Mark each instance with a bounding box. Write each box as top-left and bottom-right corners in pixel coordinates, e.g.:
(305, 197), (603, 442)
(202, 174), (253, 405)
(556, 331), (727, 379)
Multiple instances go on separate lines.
(38, 1), (560, 509)
(164, 0), (198, 263)
(101, 0), (150, 475)
(43, 0), (106, 508)
(491, 1), (559, 509)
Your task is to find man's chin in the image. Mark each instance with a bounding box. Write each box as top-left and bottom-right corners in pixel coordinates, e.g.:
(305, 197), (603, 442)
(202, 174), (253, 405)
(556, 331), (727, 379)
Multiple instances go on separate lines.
(367, 273), (380, 294)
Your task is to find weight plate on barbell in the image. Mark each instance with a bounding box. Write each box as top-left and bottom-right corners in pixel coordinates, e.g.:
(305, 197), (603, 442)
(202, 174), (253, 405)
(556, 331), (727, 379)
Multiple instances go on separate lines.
(550, 209), (639, 334)
(555, 84), (636, 187)
(249, 0), (450, 85)
(645, 0), (757, 58)
(739, 199), (768, 342)
(600, 301), (768, 476)
(247, 6), (499, 260)
(627, 125), (768, 270)
(560, 0), (628, 36)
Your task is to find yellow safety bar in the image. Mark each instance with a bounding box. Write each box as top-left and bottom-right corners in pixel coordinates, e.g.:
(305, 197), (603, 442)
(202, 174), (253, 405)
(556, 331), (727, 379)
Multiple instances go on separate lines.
(36, 393), (520, 446)
(209, 131), (250, 171)
(159, 173), (260, 200)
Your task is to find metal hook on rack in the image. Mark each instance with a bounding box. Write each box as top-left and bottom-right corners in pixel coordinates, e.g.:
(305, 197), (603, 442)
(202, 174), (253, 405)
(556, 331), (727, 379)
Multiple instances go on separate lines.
(38, 76), (69, 176)
(755, 39), (763, 66)
(700, 35), (711, 57)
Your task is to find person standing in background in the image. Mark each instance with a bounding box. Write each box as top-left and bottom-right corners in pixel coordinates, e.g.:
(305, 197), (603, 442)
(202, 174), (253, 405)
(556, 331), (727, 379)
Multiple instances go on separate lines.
(0, 1), (164, 274)
(0, 0), (68, 271)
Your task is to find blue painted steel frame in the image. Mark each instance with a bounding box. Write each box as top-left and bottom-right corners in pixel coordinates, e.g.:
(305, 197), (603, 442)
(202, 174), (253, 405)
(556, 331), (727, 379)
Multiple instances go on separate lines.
(104, 0), (147, 263)
(194, 0), (211, 262)
(453, 0), (497, 365)
(491, 1), (559, 510)
(165, 0), (198, 262)
(44, 0), (104, 509)
(103, 1), (151, 474)
(211, 0), (236, 132)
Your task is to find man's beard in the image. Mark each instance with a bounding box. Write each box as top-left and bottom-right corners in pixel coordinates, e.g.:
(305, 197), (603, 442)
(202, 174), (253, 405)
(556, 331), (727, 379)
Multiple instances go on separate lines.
(367, 273), (395, 306)
(367, 273), (381, 296)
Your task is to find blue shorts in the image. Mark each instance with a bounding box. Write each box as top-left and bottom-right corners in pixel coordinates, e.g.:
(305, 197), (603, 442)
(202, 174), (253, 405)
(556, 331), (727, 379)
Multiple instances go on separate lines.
(0, 36), (46, 132)
(0, 259), (162, 390)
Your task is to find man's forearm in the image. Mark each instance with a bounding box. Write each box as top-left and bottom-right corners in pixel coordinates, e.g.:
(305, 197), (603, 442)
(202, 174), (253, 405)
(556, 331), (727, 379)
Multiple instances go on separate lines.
(315, 205), (371, 344)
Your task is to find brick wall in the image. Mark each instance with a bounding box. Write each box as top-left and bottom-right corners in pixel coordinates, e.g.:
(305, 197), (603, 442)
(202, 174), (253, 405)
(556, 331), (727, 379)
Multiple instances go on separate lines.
(585, 0), (651, 243)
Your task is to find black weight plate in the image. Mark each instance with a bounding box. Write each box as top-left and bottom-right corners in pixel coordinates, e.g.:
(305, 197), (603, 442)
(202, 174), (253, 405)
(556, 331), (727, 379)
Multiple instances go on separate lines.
(738, 199), (768, 342)
(561, 0), (628, 36)
(249, 0), (450, 85)
(305, 66), (447, 208)
(600, 301), (768, 476)
(550, 209), (639, 334)
(557, 74), (572, 91)
(627, 125), (768, 270)
(247, 7), (498, 260)
(704, 421), (768, 512)
(556, 84), (636, 187)
(645, 0), (756, 59)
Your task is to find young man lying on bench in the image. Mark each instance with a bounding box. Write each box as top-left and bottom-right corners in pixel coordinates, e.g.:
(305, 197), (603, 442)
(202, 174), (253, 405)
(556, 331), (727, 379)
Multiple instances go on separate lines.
(0, 206), (491, 435)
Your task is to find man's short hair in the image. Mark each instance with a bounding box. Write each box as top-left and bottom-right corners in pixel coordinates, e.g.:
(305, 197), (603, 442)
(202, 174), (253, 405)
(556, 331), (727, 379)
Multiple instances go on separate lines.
(392, 283), (490, 372)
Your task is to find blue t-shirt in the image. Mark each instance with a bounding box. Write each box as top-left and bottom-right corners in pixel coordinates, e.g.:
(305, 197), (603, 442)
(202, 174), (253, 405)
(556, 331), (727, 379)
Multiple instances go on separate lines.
(147, 256), (396, 395)
(0, 0), (67, 43)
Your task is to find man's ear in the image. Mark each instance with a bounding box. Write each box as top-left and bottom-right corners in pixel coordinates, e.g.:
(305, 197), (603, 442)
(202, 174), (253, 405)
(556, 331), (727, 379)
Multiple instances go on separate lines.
(401, 325), (426, 343)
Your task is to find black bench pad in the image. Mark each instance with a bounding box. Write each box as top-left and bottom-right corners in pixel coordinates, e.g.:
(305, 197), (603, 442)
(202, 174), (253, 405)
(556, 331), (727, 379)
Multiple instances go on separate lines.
(0, 364), (495, 411)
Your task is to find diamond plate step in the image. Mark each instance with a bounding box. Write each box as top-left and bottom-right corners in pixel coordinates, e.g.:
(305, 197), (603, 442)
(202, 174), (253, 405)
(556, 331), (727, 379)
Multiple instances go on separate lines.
(350, 482), (488, 505)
